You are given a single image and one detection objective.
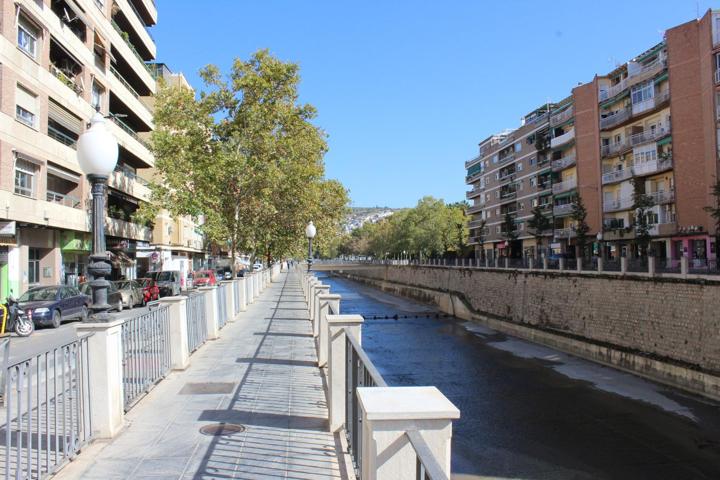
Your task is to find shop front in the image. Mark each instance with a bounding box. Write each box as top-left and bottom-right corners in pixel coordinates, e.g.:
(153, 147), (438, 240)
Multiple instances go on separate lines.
(0, 221), (19, 302)
(60, 230), (91, 287)
(107, 238), (138, 280)
(670, 234), (715, 266)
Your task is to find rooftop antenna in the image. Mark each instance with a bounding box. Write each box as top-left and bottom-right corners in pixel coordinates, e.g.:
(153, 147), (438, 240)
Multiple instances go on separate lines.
(696, 1), (700, 20)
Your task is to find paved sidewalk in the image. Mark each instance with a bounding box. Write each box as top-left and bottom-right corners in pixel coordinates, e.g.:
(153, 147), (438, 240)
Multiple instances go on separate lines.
(56, 273), (346, 480)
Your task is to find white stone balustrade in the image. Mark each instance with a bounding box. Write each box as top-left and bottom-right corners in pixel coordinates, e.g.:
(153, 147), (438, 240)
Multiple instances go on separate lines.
(159, 296), (190, 370)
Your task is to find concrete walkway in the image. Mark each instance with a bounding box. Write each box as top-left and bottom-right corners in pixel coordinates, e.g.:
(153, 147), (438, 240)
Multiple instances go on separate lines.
(56, 273), (347, 480)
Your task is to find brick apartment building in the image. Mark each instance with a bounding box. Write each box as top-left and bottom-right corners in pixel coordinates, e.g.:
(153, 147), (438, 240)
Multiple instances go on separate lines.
(466, 10), (720, 267)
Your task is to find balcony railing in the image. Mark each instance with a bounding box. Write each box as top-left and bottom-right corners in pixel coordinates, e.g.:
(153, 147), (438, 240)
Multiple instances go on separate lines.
(466, 170), (483, 184)
(649, 221), (677, 236)
(466, 187), (483, 199)
(499, 190), (517, 200)
(631, 90), (670, 116)
(550, 129), (575, 148)
(49, 65), (80, 93)
(497, 152), (515, 165)
(628, 123), (671, 146)
(553, 203), (574, 216)
(468, 219), (486, 228)
(47, 124), (78, 149)
(110, 115), (151, 149)
(599, 78), (628, 102)
(646, 190), (675, 205)
(632, 156), (673, 176)
(552, 177), (577, 194)
(601, 139), (630, 158)
(111, 19), (154, 75)
(603, 196), (633, 212)
(105, 217), (152, 241)
(550, 107), (573, 126)
(47, 190), (82, 209)
(554, 228), (576, 239)
(465, 154), (482, 168)
(601, 168), (632, 185)
(552, 154), (576, 171)
(627, 58), (666, 85)
(600, 107), (631, 130)
(466, 204), (484, 215)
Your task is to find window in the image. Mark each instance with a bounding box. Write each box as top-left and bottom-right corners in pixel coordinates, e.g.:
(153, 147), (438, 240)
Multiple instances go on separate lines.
(91, 81), (105, 111)
(518, 222), (524, 231)
(529, 157), (536, 166)
(18, 14), (40, 58)
(15, 84), (37, 128)
(495, 208), (500, 216)
(530, 177), (537, 187)
(14, 159), (36, 197)
(28, 248), (40, 285)
(517, 161), (523, 172)
(631, 81), (654, 105)
(496, 226), (501, 234)
(514, 142), (521, 153)
(527, 135), (535, 145)
(492, 154), (498, 164)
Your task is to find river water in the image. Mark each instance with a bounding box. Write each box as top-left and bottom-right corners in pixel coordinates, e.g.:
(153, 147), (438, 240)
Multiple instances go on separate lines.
(316, 272), (720, 480)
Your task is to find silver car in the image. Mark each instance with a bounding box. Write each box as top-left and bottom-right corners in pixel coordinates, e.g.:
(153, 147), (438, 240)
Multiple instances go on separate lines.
(114, 280), (143, 308)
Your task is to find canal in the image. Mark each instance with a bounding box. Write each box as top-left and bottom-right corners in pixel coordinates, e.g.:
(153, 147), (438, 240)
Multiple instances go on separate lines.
(316, 272), (720, 480)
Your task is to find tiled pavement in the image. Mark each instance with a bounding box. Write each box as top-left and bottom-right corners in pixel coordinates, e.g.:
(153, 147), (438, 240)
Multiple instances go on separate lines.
(56, 273), (347, 480)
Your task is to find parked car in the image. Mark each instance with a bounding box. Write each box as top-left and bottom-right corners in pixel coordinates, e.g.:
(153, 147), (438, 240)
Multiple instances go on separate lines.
(137, 277), (160, 305)
(215, 268), (232, 281)
(79, 282), (124, 312)
(253, 263), (263, 271)
(149, 271), (181, 297)
(114, 280), (143, 308)
(192, 270), (217, 287)
(18, 285), (90, 328)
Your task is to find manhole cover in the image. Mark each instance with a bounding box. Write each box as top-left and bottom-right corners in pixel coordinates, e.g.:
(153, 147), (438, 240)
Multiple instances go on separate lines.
(199, 423), (246, 436)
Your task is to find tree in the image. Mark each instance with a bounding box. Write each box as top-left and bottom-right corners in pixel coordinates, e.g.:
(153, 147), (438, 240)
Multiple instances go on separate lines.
(475, 218), (487, 261)
(526, 205), (551, 258)
(571, 196), (590, 259)
(632, 181), (655, 258)
(703, 179), (720, 269)
(144, 50), (348, 271)
(501, 212), (517, 256)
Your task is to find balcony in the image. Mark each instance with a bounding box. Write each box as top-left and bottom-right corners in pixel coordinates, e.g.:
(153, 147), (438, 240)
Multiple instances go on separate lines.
(553, 203), (574, 216)
(466, 170), (483, 184)
(465, 154), (483, 169)
(646, 190), (675, 205)
(466, 204), (484, 215)
(47, 124), (78, 149)
(466, 187), (483, 200)
(109, 168), (151, 201)
(499, 189), (517, 201)
(550, 129), (575, 149)
(601, 139), (630, 158)
(110, 115), (151, 150)
(628, 123), (671, 147)
(552, 154), (576, 171)
(599, 78), (628, 102)
(497, 152), (515, 165)
(468, 219), (486, 228)
(649, 222), (677, 236)
(112, 20), (154, 76)
(105, 217), (152, 242)
(603, 196), (633, 212)
(632, 156), (673, 176)
(46, 191), (82, 209)
(554, 228), (576, 239)
(498, 171), (516, 185)
(627, 58), (666, 87)
(601, 168), (633, 185)
(631, 90), (670, 117)
(600, 107), (631, 130)
(552, 177), (577, 194)
(550, 107), (573, 127)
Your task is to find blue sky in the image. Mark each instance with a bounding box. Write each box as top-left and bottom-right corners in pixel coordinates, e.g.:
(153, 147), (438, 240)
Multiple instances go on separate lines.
(154, 0), (713, 208)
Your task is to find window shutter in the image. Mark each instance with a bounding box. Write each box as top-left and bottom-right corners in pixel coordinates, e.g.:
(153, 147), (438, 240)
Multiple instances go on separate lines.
(48, 99), (83, 134)
(15, 84), (37, 112)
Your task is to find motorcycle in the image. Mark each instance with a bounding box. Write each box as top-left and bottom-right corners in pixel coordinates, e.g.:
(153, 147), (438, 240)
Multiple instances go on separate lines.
(0, 296), (34, 337)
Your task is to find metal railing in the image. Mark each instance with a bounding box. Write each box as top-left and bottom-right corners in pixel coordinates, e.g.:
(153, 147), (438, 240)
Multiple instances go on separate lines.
(601, 168), (632, 184)
(345, 330), (387, 479)
(600, 107), (631, 130)
(121, 305), (171, 411)
(2, 335), (92, 480)
(47, 125), (77, 149)
(550, 107), (573, 126)
(552, 177), (577, 194)
(109, 115), (151, 150)
(216, 286), (227, 329)
(46, 191), (81, 209)
(407, 430), (449, 480)
(599, 78), (628, 102)
(185, 293), (207, 354)
(550, 129), (575, 148)
(111, 19), (154, 76)
(552, 155), (576, 171)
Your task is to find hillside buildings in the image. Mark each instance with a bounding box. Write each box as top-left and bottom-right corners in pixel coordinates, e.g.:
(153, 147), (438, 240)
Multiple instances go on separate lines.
(465, 10), (720, 266)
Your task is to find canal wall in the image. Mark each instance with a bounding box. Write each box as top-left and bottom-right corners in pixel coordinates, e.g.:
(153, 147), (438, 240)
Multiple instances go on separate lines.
(331, 265), (720, 401)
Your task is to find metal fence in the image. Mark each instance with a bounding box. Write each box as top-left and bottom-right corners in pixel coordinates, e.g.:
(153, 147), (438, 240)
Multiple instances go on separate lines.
(1, 335), (92, 480)
(345, 331), (387, 479)
(216, 286), (227, 330)
(185, 293), (207, 354)
(121, 305), (171, 411)
(406, 430), (449, 480)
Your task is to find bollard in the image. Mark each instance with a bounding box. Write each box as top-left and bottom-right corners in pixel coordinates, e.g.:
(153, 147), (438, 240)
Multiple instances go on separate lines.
(485, 257), (490, 268)
(221, 281), (235, 321)
(253, 272), (261, 300)
(357, 386), (460, 480)
(246, 273), (255, 304)
(159, 296), (190, 370)
(76, 319), (125, 438)
(597, 257), (604, 272)
(199, 286), (220, 340)
(327, 314), (364, 432)
(620, 257), (627, 274)
(317, 293), (340, 367)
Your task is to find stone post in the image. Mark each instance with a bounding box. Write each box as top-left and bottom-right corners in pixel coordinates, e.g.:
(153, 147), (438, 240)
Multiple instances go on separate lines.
(528, 258), (534, 270)
(199, 286), (219, 340)
(620, 257), (628, 274)
(253, 272), (261, 300)
(681, 256), (689, 277)
(504, 257), (509, 269)
(76, 319), (125, 438)
(485, 257), (490, 268)
(158, 296), (190, 370)
(494, 257), (500, 268)
(597, 257), (604, 272)
(559, 257), (565, 271)
(317, 293), (340, 367)
(307, 278), (319, 315)
(272, 263), (281, 282)
(356, 386), (460, 480)
(648, 256), (656, 277)
(236, 278), (247, 312)
(327, 314), (363, 432)
(221, 281), (235, 322)
(577, 258), (583, 272)
(543, 256), (548, 270)
(313, 284), (330, 338)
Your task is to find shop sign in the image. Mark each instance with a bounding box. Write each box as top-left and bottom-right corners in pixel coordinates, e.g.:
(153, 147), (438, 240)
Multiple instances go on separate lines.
(550, 242), (561, 249)
(0, 221), (16, 236)
(60, 231), (91, 252)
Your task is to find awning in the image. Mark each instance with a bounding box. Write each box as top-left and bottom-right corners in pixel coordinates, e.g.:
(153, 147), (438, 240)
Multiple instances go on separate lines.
(600, 89), (630, 109)
(63, 0), (89, 30)
(14, 150), (44, 167)
(109, 188), (139, 205)
(553, 190), (577, 201)
(110, 250), (135, 267)
(48, 99), (82, 134)
(47, 163), (81, 183)
(654, 72), (668, 84)
(93, 29), (111, 59)
(657, 135), (672, 146)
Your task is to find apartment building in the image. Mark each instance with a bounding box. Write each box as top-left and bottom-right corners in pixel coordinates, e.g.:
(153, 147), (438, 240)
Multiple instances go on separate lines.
(466, 9), (720, 265)
(0, 0), (157, 299)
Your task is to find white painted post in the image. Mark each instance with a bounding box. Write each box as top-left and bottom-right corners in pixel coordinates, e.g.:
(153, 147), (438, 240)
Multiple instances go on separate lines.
(357, 386), (460, 480)
(620, 257), (628, 274)
(222, 281), (235, 321)
(317, 293), (340, 367)
(76, 319), (125, 438)
(272, 263), (281, 281)
(485, 257), (489, 268)
(159, 296), (190, 370)
(681, 256), (689, 277)
(597, 257), (604, 272)
(327, 314), (363, 432)
(236, 278), (247, 311)
(199, 286), (219, 340)
(504, 257), (509, 269)
(494, 257), (500, 268)
(253, 272), (261, 300)
(577, 258), (583, 272)
(246, 273), (254, 304)
(543, 256), (548, 270)
(648, 256), (656, 277)
(313, 285), (330, 338)
(559, 257), (565, 271)
(528, 258), (534, 270)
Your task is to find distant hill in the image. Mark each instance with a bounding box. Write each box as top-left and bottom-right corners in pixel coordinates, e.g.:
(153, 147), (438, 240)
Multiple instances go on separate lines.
(344, 207), (399, 233)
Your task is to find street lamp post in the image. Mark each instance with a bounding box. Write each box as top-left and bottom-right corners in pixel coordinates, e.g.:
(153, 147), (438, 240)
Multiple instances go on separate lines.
(305, 221), (316, 272)
(77, 113), (118, 321)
